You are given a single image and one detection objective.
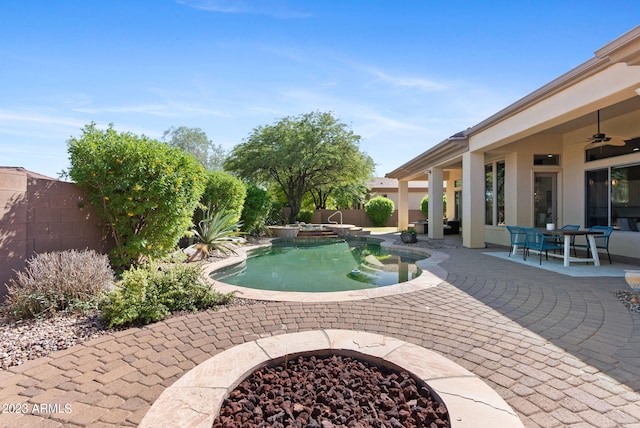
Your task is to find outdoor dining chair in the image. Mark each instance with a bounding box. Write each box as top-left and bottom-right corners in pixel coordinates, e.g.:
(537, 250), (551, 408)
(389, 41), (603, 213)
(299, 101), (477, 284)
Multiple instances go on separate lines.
(523, 227), (563, 265)
(506, 225), (526, 257)
(572, 225), (614, 264)
(556, 224), (579, 254)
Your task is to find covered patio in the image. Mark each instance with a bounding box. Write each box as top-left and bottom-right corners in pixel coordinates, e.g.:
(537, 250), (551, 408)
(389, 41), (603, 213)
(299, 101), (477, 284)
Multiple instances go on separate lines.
(387, 26), (640, 263)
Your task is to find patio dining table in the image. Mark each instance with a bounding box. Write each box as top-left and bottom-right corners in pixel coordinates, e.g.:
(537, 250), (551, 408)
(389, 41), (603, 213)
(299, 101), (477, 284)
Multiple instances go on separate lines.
(545, 229), (604, 267)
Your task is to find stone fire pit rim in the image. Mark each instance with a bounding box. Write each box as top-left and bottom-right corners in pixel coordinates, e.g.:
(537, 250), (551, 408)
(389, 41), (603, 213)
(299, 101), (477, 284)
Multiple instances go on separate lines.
(140, 329), (524, 428)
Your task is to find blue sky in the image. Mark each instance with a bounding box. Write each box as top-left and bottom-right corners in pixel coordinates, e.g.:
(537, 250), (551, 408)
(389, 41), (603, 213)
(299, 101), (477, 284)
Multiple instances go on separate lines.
(1, 1), (639, 179)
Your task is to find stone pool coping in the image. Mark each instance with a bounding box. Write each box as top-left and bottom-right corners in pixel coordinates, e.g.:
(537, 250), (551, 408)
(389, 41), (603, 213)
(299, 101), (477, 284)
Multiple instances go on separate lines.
(140, 330), (525, 428)
(201, 236), (449, 302)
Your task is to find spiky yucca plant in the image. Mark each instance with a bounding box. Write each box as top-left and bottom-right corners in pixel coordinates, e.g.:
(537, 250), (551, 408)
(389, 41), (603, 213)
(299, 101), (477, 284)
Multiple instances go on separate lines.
(188, 209), (246, 261)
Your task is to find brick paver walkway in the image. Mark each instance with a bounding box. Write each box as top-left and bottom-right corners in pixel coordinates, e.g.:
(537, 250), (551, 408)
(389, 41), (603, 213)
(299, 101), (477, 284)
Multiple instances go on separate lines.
(1, 244), (639, 427)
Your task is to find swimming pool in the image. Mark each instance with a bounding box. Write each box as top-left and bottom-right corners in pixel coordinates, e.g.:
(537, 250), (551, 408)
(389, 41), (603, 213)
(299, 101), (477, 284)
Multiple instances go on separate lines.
(209, 240), (424, 292)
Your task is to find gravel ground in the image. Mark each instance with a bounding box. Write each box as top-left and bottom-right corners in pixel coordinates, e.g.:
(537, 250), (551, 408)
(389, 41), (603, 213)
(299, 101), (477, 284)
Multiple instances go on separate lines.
(0, 297), (261, 370)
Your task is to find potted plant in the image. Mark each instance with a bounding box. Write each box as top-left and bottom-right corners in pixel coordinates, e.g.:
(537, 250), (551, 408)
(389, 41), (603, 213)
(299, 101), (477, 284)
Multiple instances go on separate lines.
(400, 229), (417, 244)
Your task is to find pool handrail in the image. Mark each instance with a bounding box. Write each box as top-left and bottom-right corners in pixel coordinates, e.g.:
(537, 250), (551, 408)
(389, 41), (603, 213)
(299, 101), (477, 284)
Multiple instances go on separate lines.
(327, 211), (343, 224)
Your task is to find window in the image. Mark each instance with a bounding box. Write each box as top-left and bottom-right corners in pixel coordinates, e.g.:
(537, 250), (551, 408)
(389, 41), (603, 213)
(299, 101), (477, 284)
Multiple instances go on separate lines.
(586, 138), (640, 162)
(534, 154), (560, 165)
(497, 161), (505, 225)
(485, 161), (505, 226)
(586, 163), (640, 229)
(485, 164), (493, 225)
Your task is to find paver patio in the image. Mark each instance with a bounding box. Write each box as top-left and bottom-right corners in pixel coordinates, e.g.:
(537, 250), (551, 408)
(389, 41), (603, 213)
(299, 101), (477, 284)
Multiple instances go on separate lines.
(1, 234), (639, 427)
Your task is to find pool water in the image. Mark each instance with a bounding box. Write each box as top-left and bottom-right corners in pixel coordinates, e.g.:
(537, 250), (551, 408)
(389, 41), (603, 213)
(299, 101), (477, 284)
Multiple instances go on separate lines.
(210, 240), (423, 292)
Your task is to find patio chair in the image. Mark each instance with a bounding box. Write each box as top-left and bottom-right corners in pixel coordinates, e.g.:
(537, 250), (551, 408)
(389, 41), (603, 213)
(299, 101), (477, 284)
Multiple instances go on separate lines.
(505, 225), (526, 257)
(523, 227), (563, 265)
(572, 225), (614, 264)
(556, 224), (579, 255)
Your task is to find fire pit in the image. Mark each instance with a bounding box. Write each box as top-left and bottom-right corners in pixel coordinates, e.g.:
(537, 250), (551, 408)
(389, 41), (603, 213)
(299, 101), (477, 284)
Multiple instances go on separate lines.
(213, 353), (449, 427)
(140, 330), (524, 428)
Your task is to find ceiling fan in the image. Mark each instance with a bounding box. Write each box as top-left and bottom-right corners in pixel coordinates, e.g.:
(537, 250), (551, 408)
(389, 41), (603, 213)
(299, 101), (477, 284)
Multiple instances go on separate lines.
(584, 110), (627, 149)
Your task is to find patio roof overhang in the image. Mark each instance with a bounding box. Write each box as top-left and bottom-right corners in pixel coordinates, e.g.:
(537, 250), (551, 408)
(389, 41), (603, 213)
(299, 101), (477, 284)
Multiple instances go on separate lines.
(385, 133), (468, 181)
(386, 25), (640, 182)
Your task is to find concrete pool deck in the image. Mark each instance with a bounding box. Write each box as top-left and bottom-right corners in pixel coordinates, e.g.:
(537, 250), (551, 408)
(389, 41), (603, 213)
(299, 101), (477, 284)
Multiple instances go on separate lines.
(1, 232), (640, 427)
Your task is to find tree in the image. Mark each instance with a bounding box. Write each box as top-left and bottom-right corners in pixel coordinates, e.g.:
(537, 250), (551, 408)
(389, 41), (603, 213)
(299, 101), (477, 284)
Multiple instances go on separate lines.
(224, 111), (374, 223)
(163, 126), (227, 171)
(68, 123), (206, 269)
(307, 152), (374, 209)
(331, 182), (370, 209)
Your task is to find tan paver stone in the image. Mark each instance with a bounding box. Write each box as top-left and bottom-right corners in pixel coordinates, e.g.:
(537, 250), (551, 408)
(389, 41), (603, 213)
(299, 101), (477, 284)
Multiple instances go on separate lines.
(113, 381), (147, 400)
(95, 364), (135, 384)
(76, 390), (107, 405)
(25, 387), (66, 404)
(577, 409), (618, 428)
(0, 413), (63, 428)
(48, 401), (107, 425)
(97, 407), (132, 424)
(137, 383), (166, 403)
(126, 404), (153, 426)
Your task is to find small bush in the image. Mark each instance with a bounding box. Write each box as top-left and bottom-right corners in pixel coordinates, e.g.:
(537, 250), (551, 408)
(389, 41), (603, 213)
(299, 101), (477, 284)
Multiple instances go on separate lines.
(1, 250), (114, 320)
(296, 209), (314, 224)
(100, 262), (233, 327)
(364, 197), (395, 226)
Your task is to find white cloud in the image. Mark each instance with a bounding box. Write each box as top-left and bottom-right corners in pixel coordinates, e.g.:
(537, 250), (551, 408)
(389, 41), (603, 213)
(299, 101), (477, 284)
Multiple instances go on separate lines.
(73, 103), (233, 119)
(177, 0), (311, 19)
(358, 66), (448, 92)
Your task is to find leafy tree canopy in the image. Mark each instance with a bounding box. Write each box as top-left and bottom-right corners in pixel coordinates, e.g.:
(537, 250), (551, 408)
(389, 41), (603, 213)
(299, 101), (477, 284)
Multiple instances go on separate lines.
(224, 111), (374, 223)
(163, 126), (227, 171)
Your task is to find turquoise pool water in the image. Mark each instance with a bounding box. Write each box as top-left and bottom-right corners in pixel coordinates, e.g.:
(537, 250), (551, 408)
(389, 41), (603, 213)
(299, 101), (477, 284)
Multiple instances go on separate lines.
(210, 240), (424, 292)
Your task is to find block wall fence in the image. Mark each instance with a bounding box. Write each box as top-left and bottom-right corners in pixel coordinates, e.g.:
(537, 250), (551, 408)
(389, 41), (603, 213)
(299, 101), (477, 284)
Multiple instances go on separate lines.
(0, 168), (110, 300)
(313, 209), (425, 227)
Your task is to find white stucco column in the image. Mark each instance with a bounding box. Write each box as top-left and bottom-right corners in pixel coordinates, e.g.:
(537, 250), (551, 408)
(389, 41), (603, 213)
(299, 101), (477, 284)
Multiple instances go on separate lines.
(462, 151), (486, 248)
(427, 167), (444, 239)
(397, 179), (409, 230)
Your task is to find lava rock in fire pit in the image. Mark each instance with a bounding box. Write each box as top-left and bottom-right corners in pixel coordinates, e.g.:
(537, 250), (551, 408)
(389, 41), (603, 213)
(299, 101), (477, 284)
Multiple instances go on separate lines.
(213, 354), (450, 428)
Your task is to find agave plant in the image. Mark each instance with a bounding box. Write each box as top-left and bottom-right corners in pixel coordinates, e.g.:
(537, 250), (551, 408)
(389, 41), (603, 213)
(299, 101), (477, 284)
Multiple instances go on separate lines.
(188, 209), (246, 261)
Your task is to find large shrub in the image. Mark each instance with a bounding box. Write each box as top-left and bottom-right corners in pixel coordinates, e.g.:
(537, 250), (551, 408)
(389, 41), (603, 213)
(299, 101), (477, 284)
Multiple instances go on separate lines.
(1, 250), (114, 320)
(99, 262), (233, 327)
(67, 123), (207, 269)
(364, 196), (395, 227)
(420, 195), (429, 218)
(420, 194), (447, 219)
(199, 171), (246, 224)
(240, 184), (272, 235)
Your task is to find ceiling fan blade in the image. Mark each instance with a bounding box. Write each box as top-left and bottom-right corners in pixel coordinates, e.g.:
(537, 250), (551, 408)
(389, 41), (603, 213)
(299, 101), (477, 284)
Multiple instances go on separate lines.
(584, 137), (627, 149)
(585, 141), (611, 149)
(605, 136), (627, 146)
